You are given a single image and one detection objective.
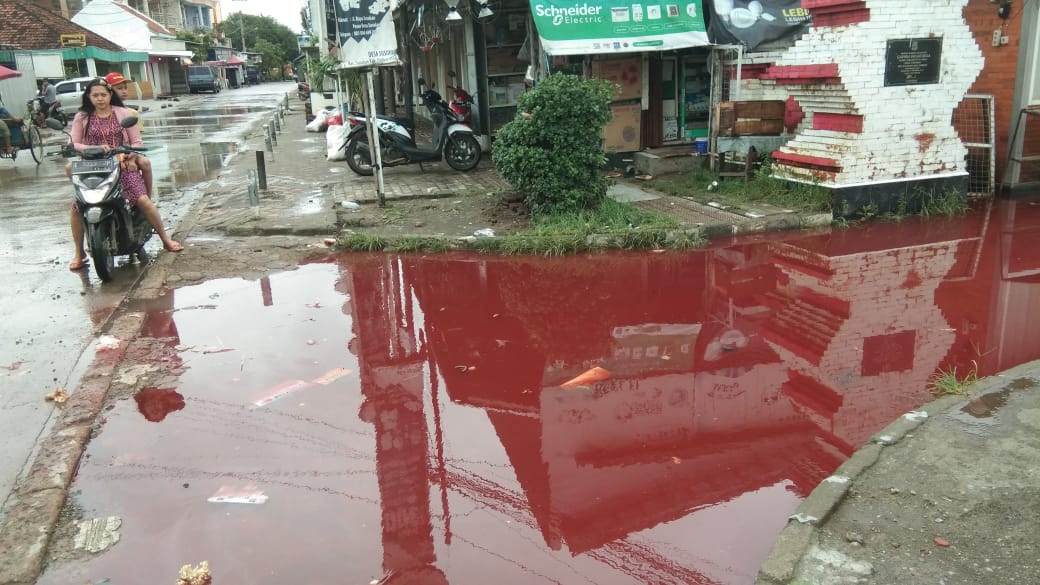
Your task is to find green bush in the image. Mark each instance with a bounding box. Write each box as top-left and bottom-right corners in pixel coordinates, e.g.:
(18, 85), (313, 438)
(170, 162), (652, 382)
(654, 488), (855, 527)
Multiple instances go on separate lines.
(492, 73), (616, 215)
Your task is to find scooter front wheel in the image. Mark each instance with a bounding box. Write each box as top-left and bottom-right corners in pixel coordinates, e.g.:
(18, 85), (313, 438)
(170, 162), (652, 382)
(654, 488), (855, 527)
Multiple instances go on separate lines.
(445, 133), (481, 172)
(344, 133), (375, 176)
(87, 222), (116, 282)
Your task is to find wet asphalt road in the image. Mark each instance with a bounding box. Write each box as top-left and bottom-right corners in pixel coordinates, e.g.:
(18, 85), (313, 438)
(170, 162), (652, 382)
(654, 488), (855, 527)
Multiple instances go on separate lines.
(0, 82), (295, 515)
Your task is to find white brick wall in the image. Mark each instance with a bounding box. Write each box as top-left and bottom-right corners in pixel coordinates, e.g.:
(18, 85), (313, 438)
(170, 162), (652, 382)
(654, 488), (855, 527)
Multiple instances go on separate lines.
(758, 0), (983, 185)
(766, 241), (958, 445)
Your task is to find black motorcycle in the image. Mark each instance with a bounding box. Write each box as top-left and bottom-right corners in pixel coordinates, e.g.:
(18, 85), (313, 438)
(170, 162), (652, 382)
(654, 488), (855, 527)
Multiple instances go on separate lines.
(49, 117), (152, 281)
(28, 97), (67, 128)
(341, 81), (481, 176)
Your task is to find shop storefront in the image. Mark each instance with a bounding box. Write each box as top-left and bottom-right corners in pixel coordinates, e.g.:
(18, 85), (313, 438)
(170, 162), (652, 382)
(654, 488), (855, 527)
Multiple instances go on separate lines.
(530, 0), (711, 152)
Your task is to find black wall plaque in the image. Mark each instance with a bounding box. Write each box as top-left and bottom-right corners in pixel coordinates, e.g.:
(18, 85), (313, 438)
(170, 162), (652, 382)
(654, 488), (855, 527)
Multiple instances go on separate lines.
(884, 38), (942, 86)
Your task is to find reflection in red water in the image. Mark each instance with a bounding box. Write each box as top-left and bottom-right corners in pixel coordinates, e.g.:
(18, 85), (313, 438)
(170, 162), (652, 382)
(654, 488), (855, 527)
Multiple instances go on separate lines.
(37, 197), (1040, 585)
(134, 387), (186, 422)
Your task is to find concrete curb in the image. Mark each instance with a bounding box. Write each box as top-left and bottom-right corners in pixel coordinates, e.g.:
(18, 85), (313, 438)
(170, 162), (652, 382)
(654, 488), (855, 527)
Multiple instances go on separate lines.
(0, 120), (219, 585)
(0, 312), (143, 585)
(752, 363), (1040, 585)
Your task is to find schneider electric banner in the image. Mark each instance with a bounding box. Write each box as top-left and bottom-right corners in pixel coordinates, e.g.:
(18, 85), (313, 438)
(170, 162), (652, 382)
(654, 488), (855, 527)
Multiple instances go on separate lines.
(335, 0), (399, 68)
(531, 0), (708, 55)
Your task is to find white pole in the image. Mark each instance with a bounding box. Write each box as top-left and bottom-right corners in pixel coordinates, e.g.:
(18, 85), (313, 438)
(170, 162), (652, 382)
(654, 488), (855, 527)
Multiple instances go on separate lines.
(364, 69), (386, 206)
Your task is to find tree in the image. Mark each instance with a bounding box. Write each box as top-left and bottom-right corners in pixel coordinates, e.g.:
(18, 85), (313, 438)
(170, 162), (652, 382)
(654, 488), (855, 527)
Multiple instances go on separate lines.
(176, 29), (216, 62)
(300, 7), (312, 39)
(492, 73), (617, 214)
(218, 12), (300, 63)
(253, 39), (286, 79)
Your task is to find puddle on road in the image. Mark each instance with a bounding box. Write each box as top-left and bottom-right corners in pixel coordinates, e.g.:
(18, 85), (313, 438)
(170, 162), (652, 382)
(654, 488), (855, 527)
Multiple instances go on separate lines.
(38, 197), (1040, 585)
(961, 378), (1038, 419)
(151, 142), (238, 198)
(292, 189), (327, 215)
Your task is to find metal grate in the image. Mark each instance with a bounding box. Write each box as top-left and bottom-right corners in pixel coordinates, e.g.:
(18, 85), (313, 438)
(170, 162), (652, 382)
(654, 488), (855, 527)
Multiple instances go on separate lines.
(952, 94), (996, 198)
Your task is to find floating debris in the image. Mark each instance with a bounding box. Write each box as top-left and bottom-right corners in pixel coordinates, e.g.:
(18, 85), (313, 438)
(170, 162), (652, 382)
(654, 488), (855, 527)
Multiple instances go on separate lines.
(44, 387), (69, 404)
(74, 516), (121, 553)
(312, 368), (351, 385)
(207, 485), (268, 505)
(177, 560), (212, 585)
(561, 366), (612, 388)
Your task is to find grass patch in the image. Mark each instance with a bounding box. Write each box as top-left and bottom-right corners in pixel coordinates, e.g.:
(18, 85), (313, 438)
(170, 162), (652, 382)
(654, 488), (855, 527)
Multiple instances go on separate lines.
(338, 233), (390, 251)
(472, 198), (703, 256)
(387, 237), (451, 253)
(533, 196), (680, 232)
(339, 233), (453, 253)
(379, 206), (407, 225)
(653, 160), (832, 214)
(917, 187), (970, 218)
(928, 362), (979, 396)
(339, 197), (706, 256)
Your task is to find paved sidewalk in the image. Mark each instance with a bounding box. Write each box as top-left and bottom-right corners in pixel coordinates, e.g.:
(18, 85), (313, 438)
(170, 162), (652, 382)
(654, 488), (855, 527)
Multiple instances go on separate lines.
(188, 101), (826, 239)
(757, 360), (1040, 585)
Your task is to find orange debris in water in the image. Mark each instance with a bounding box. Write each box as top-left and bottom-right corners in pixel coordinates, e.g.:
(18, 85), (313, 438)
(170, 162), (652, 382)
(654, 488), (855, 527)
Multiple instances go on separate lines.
(561, 366), (612, 388)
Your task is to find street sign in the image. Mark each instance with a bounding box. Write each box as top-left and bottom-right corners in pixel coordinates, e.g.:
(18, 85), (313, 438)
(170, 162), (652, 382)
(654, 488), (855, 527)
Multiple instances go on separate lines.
(335, 0), (400, 68)
(60, 34), (87, 47)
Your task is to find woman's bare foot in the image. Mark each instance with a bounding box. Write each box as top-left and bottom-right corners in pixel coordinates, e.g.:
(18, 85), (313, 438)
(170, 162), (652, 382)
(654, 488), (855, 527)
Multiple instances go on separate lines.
(69, 257), (89, 271)
(163, 240), (184, 252)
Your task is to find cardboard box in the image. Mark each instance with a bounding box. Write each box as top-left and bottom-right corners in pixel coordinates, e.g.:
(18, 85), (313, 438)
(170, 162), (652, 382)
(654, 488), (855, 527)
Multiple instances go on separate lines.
(591, 57), (642, 101)
(715, 100), (786, 136)
(603, 104), (642, 152)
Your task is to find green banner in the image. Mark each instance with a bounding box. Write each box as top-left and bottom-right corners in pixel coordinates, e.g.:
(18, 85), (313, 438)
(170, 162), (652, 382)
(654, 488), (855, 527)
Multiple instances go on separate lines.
(531, 0), (709, 55)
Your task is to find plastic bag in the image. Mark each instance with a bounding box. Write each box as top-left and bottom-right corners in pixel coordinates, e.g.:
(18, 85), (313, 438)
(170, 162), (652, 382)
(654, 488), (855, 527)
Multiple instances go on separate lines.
(326, 124), (349, 161)
(326, 112), (343, 126)
(305, 108), (332, 132)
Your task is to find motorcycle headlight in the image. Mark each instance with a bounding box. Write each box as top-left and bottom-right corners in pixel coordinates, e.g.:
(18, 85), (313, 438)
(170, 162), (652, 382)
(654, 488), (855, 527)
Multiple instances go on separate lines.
(73, 175), (118, 205)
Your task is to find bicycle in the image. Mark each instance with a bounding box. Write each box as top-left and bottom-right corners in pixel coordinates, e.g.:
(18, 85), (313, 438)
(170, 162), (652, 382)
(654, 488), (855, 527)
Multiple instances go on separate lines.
(0, 115), (44, 164)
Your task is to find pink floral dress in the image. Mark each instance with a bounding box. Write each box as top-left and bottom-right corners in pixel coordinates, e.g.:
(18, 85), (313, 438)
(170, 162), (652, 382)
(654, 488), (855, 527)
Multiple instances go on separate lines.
(84, 112), (146, 205)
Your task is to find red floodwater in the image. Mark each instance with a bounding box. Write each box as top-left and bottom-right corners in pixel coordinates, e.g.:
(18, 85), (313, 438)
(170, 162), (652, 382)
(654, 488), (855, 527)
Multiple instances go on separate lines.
(39, 197), (1040, 585)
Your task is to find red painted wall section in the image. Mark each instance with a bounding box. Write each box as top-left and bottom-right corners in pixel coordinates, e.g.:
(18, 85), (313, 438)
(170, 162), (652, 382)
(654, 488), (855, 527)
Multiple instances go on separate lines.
(772, 151), (843, 172)
(813, 113), (864, 133)
(763, 63), (841, 85)
(802, 0), (871, 26)
(959, 0), (1026, 182)
(734, 63), (773, 80)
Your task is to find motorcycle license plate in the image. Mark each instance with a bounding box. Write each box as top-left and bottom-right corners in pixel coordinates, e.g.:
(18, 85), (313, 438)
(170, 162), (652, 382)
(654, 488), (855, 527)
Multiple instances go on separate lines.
(71, 159), (117, 175)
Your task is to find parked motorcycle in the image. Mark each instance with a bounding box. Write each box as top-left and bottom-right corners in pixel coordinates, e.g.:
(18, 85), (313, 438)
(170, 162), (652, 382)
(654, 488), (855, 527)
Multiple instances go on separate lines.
(47, 117), (152, 282)
(446, 83), (474, 126)
(28, 97), (67, 128)
(341, 81), (481, 176)
(298, 82), (311, 101)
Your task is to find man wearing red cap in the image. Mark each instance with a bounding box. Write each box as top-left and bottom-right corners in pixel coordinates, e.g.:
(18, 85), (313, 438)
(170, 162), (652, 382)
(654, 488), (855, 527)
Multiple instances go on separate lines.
(103, 72), (152, 200)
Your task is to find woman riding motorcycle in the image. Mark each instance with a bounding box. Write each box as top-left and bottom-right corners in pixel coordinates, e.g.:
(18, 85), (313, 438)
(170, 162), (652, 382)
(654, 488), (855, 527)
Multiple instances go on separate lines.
(67, 78), (182, 272)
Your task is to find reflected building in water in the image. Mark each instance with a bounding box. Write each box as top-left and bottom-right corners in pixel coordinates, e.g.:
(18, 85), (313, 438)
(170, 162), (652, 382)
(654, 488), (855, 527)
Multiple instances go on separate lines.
(326, 196), (1040, 583)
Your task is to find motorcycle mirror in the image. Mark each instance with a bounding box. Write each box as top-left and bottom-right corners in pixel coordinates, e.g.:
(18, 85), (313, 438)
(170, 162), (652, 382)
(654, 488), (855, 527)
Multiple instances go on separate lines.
(120, 116), (138, 129)
(45, 118), (64, 131)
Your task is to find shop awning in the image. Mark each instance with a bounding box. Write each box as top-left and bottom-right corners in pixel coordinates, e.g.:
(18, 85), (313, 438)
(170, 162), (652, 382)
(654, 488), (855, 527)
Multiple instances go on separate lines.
(529, 0), (709, 56)
(149, 49), (195, 58)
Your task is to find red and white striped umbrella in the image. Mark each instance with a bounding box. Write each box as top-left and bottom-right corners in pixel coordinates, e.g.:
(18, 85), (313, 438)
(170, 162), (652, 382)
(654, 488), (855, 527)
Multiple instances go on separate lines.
(0, 65), (23, 81)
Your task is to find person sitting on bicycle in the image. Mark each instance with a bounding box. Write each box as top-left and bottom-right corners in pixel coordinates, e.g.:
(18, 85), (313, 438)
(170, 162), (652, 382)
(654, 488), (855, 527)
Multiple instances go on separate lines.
(67, 78), (182, 271)
(103, 72), (153, 199)
(0, 97), (23, 154)
(39, 79), (58, 121)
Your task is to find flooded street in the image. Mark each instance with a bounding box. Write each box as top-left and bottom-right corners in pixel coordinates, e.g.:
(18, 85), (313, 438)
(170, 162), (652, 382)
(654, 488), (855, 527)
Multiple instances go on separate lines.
(38, 196), (1040, 584)
(0, 84), (292, 525)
